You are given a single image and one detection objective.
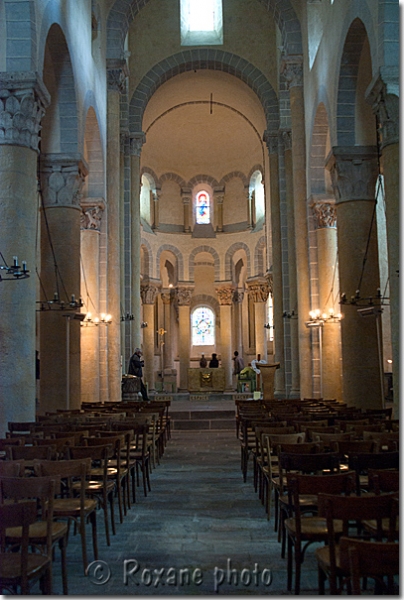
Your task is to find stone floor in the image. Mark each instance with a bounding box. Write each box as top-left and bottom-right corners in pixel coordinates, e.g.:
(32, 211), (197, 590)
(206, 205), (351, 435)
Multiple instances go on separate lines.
(49, 414), (322, 596)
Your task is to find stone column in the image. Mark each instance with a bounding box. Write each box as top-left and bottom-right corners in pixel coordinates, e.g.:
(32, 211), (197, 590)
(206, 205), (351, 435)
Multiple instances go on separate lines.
(214, 187), (224, 232)
(0, 73), (49, 433)
(264, 131), (286, 396)
(311, 198), (343, 401)
(140, 282), (159, 392)
(247, 277), (270, 360)
(233, 289), (244, 357)
(246, 185), (253, 229)
(107, 60), (128, 402)
(153, 187), (160, 231)
(367, 71), (399, 416)
(182, 189), (191, 233)
(216, 285), (234, 390)
(282, 129), (300, 397)
(39, 154), (88, 413)
(80, 201), (104, 403)
(326, 146), (382, 409)
(119, 133), (126, 368)
(161, 291), (174, 369)
(129, 132), (146, 351)
(281, 57), (312, 397)
(176, 286), (193, 391)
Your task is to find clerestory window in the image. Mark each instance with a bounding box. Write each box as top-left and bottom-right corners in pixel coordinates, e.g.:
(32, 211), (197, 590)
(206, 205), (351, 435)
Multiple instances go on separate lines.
(180, 0), (223, 46)
(195, 190), (211, 224)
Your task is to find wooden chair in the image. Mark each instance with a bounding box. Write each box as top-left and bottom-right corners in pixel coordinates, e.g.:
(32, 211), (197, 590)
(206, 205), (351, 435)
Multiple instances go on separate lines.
(348, 451), (399, 495)
(7, 421), (37, 436)
(6, 444), (57, 461)
(339, 537), (399, 594)
(0, 460), (24, 476)
(33, 458), (98, 574)
(284, 471), (355, 594)
(0, 501), (52, 594)
(316, 491), (398, 594)
(127, 424), (151, 498)
(0, 475), (68, 594)
(67, 444), (116, 546)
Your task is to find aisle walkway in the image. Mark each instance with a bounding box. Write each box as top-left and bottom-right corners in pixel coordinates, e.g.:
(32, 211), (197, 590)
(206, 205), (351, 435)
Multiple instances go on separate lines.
(53, 428), (320, 595)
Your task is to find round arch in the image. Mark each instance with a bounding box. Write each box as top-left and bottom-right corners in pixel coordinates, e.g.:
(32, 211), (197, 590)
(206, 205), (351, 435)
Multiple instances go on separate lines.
(189, 246), (220, 281)
(225, 242), (251, 281)
(156, 244), (184, 282)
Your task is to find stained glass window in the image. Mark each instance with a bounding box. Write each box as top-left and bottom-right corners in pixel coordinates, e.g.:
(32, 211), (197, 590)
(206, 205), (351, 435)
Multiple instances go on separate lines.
(180, 0), (223, 46)
(192, 307), (215, 345)
(196, 191), (210, 224)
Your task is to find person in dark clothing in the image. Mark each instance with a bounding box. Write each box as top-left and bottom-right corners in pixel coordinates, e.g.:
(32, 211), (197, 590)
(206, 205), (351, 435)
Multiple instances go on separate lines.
(128, 347), (149, 401)
(209, 353), (219, 368)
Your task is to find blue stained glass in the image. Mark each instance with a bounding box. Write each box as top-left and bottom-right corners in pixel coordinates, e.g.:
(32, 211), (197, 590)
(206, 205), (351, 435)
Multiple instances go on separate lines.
(196, 191), (210, 224)
(192, 307), (215, 345)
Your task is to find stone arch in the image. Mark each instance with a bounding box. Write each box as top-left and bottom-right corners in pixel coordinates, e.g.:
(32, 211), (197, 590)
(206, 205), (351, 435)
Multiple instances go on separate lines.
(188, 174), (219, 189)
(225, 242), (251, 281)
(254, 237), (267, 276)
(336, 18), (374, 146)
(220, 171), (248, 187)
(106, 0), (302, 62)
(247, 165), (264, 184)
(40, 23), (78, 154)
(189, 246), (220, 281)
(160, 172), (187, 188)
(140, 238), (153, 280)
(156, 244), (184, 282)
(141, 166), (160, 187)
(129, 50), (279, 134)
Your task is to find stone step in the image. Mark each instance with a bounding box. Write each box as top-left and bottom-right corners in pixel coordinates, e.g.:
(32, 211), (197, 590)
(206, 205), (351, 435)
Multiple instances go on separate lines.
(171, 408), (236, 431)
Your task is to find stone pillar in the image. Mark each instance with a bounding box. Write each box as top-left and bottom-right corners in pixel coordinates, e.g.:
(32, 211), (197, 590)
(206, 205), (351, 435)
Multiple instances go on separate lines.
(264, 131), (286, 396)
(80, 201), (104, 403)
(0, 73), (49, 433)
(214, 187), (224, 232)
(326, 146), (382, 409)
(153, 187), (160, 230)
(216, 286), (234, 390)
(140, 282), (159, 392)
(311, 198), (343, 401)
(182, 189), (191, 233)
(367, 71), (399, 416)
(119, 133), (126, 368)
(107, 60), (128, 402)
(233, 289), (244, 357)
(161, 291), (174, 369)
(246, 186), (253, 229)
(282, 129), (300, 397)
(247, 277), (270, 360)
(39, 154), (88, 413)
(176, 286), (193, 391)
(129, 132), (146, 351)
(282, 57), (312, 397)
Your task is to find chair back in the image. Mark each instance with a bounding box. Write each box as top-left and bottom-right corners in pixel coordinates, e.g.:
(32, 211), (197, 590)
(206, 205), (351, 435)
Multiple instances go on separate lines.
(333, 440), (376, 456)
(0, 460), (25, 477)
(367, 468), (399, 494)
(277, 441), (325, 455)
(339, 537), (399, 595)
(7, 444), (57, 461)
(0, 501), (38, 593)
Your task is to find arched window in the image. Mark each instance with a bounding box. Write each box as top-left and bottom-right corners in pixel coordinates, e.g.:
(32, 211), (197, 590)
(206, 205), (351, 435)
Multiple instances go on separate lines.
(192, 307), (215, 346)
(195, 190), (210, 224)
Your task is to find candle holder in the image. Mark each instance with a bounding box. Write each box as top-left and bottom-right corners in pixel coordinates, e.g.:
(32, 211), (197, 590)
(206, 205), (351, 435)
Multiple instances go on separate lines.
(0, 254), (30, 281)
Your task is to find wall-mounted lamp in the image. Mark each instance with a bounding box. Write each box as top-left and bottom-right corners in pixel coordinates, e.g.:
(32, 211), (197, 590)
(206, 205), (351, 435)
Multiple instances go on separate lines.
(37, 291), (84, 312)
(0, 255), (30, 281)
(81, 312), (112, 327)
(340, 288), (389, 307)
(264, 323), (274, 329)
(121, 313), (134, 322)
(307, 308), (342, 325)
(283, 310), (297, 319)
(141, 322), (148, 328)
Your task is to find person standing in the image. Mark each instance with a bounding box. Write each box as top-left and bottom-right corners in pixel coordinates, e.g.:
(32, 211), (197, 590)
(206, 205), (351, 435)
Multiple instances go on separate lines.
(232, 350), (245, 390)
(128, 347), (149, 402)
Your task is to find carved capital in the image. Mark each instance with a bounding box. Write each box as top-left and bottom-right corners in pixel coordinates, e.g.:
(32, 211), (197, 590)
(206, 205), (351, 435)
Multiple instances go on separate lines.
(281, 129), (292, 151)
(0, 72), (50, 152)
(216, 286), (235, 306)
(40, 154), (88, 208)
(120, 131), (129, 154)
(107, 59), (129, 93)
(311, 199), (337, 229)
(366, 70), (399, 149)
(141, 283), (160, 305)
(266, 272), (273, 296)
(129, 132), (146, 156)
(161, 291), (172, 305)
(247, 278), (270, 303)
(233, 289), (245, 304)
(326, 147), (379, 203)
(175, 286), (193, 306)
(263, 130), (278, 155)
(281, 56), (303, 88)
(80, 199), (105, 231)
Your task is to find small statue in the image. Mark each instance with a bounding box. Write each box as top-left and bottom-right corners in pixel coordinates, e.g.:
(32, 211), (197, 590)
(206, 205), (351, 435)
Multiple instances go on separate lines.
(199, 354), (207, 368)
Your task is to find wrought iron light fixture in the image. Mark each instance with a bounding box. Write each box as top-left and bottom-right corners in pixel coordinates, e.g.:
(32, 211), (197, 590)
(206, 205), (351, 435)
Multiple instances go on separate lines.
(0, 254), (30, 281)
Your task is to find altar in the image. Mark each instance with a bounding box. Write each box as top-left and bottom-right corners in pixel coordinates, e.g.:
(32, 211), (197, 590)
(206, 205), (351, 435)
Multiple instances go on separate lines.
(187, 368), (226, 392)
